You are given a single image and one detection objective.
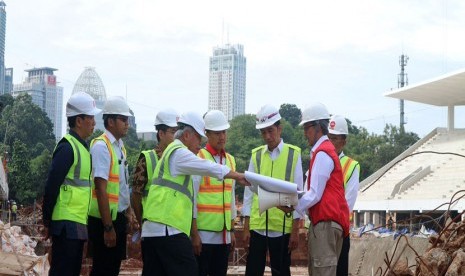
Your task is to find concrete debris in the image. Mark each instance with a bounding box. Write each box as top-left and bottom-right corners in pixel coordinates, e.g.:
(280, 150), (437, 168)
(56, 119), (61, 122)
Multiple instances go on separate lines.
(417, 247), (451, 276)
(387, 258), (413, 276)
(390, 218), (465, 275)
(0, 219), (50, 275)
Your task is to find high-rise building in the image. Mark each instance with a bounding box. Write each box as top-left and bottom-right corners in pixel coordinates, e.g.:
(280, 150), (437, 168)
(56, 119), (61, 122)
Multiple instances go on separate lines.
(12, 67), (63, 140)
(208, 44), (246, 120)
(73, 67), (107, 131)
(0, 1), (6, 95)
(4, 67), (12, 93)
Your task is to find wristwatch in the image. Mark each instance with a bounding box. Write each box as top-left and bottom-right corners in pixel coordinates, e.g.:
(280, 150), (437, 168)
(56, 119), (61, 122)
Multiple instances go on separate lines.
(103, 224), (113, 232)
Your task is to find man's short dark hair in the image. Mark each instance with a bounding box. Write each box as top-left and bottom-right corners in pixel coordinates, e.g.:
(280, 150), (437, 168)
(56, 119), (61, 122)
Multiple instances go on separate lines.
(103, 114), (117, 128)
(273, 120), (281, 127)
(68, 115), (87, 128)
(155, 124), (170, 141)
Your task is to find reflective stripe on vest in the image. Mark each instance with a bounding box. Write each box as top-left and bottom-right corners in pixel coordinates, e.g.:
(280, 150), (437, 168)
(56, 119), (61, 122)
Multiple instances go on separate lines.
(196, 148), (236, 231)
(142, 150), (158, 200)
(143, 141), (194, 235)
(88, 133), (123, 221)
(51, 134), (92, 224)
(340, 155), (360, 189)
(250, 144), (300, 233)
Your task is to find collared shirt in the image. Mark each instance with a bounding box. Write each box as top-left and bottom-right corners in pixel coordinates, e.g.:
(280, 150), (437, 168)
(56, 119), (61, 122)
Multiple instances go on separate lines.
(90, 130), (130, 212)
(193, 146), (237, 244)
(296, 135), (334, 215)
(132, 145), (163, 196)
(340, 151), (360, 212)
(141, 139), (231, 238)
(43, 129), (88, 240)
(242, 139), (303, 238)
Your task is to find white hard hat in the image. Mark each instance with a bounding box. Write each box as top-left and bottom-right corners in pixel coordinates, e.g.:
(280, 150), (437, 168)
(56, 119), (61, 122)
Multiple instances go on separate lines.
(66, 92), (101, 117)
(328, 115), (349, 135)
(178, 111), (206, 137)
(299, 102), (330, 126)
(204, 110), (230, 131)
(255, 104), (281, 129)
(103, 96), (133, 116)
(155, 108), (179, 127)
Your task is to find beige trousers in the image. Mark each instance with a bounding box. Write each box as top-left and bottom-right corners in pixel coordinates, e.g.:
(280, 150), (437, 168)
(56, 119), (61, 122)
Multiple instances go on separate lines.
(307, 221), (343, 276)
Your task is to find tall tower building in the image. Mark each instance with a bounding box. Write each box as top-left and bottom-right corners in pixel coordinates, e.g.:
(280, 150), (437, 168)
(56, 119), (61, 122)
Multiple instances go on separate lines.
(208, 44), (246, 120)
(0, 1), (6, 95)
(12, 67), (63, 140)
(4, 67), (12, 93)
(73, 67), (107, 131)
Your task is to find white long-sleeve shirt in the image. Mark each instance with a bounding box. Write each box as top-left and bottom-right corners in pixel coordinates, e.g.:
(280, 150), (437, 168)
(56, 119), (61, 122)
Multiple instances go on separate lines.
(142, 139), (231, 237)
(193, 152), (237, 244)
(242, 139), (303, 237)
(339, 152), (360, 212)
(91, 130), (130, 212)
(296, 135), (334, 215)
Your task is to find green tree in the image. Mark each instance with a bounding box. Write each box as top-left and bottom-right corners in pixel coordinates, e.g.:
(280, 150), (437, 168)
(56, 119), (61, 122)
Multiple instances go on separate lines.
(1, 94), (55, 153)
(279, 104), (301, 127)
(9, 140), (35, 203)
(31, 149), (52, 199)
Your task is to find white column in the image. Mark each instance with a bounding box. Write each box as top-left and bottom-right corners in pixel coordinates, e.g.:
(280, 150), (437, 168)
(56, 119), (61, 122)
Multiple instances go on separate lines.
(448, 105), (455, 131)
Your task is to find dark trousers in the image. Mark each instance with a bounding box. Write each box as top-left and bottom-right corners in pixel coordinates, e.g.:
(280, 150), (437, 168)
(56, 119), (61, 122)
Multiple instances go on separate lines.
(196, 243), (231, 276)
(245, 231), (291, 276)
(88, 213), (127, 276)
(337, 236), (350, 276)
(142, 233), (198, 276)
(49, 232), (85, 276)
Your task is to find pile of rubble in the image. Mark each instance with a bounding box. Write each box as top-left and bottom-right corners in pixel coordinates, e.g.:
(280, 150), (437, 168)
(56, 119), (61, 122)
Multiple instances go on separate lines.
(388, 217), (465, 276)
(0, 219), (49, 275)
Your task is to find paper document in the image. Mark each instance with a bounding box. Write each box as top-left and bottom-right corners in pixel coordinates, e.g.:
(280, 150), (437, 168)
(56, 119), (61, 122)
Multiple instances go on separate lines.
(245, 171), (297, 193)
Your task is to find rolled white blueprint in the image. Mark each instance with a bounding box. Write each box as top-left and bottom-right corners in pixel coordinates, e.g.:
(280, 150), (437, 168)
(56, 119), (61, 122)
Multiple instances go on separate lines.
(244, 171), (297, 193)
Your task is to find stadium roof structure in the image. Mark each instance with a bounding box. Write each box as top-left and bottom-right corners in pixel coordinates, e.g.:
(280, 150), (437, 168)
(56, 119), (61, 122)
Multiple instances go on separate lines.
(356, 69), (465, 213)
(385, 68), (465, 130)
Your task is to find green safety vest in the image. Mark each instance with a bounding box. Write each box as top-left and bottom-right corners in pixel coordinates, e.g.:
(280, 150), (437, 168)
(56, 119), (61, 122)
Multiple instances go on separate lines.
(250, 143), (301, 233)
(340, 155), (360, 188)
(88, 133), (125, 221)
(143, 141), (194, 235)
(51, 134), (92, 224)
(196, 148), (236, 231)
(141, 149), (158, 210)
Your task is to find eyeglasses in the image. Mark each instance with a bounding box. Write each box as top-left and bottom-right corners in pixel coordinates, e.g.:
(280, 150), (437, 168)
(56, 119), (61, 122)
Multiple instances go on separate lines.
(116, 116), (129, 123)
(303, 123), (317, 132)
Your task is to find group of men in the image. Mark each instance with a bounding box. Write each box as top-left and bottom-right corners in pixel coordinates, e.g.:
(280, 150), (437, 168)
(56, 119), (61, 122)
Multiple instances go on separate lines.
(43, 91), (360, 276)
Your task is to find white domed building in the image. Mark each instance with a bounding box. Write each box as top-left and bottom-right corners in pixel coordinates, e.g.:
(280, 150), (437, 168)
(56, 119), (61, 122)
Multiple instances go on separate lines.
(72, 67), (107, 131)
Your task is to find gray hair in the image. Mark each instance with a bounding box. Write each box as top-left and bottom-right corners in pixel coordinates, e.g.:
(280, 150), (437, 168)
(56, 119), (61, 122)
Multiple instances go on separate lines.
(174, 125), (195, 140)
(317, 119), (329, 135)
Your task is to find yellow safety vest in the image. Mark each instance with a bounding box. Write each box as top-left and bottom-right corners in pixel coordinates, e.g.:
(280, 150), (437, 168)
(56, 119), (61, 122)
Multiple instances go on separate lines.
(340, 155), (360, 221)
(141, 149), (158, 209)
(52, 134), (92, 225)
(196, 148), (236, 231)
(250, 144), (300, 233)
(143, 141), (194, 235)
(340, 155), (360, 188)
(88, 133), (125, 221)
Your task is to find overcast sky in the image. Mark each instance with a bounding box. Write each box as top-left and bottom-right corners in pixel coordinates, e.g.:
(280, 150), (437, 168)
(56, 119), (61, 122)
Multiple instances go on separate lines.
(5, 0), (465, 136)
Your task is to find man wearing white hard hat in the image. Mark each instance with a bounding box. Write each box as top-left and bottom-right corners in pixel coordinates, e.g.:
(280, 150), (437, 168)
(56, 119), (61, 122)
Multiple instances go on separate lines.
(141, 111), (250, 276)
(190, 110), (237, 276)
(43, 92), (101, 276)
(295, 103), (350, 276)
(132, 108), (179, 227)
(327, 115), (360, 276)
(88, 96), (134, 276)
(242, 104), (303, 276)
(131, 108), (179, 262)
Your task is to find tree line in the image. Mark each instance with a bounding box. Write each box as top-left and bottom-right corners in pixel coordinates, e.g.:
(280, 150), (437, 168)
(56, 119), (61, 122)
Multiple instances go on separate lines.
(0, 95), (419, 204)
